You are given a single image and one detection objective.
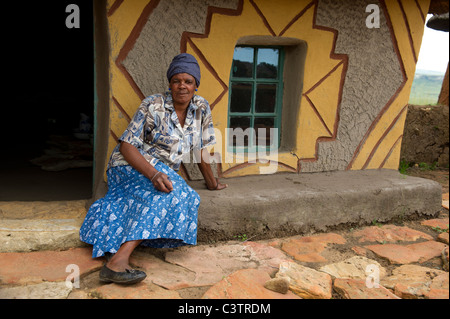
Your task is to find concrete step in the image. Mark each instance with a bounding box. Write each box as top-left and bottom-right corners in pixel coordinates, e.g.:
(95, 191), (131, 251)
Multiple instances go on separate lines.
(0, 218), (86, 253)
(0, 200), (87, 219)
(0, 200), (88, 252)
(190, 169), (443, 242)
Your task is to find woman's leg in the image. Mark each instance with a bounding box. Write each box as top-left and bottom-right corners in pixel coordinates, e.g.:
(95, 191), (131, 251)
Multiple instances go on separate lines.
(106, 240), (143, 272)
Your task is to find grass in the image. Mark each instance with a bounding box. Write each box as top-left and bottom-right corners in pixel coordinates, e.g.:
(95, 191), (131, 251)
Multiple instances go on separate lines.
(399, 160), (439, 175)
(371, 219), (383, 227)
(431, 225), (449, 234)
(417, 162), (438, 171)
(234, 234), (248, 242)
(399, 160), (411, 175)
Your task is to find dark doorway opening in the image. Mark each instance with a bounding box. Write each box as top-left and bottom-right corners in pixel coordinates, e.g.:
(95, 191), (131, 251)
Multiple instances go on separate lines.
(0, 1), (94, 201)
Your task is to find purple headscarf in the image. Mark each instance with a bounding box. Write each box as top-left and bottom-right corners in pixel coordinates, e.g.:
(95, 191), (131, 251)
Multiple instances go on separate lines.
(166, 53), (201, 87)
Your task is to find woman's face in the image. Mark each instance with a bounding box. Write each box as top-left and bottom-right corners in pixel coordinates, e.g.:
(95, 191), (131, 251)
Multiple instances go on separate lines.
(169, 73), (197, 108)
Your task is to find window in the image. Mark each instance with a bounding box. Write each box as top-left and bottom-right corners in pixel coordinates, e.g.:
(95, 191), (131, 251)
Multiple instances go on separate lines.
(228, 46), (284, 151)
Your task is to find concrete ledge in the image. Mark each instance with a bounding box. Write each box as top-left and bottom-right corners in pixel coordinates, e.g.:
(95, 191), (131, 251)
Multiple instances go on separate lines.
(0, 200), (87, 219)
(0, 219), (86, 253)
(190, 169), (443, 242)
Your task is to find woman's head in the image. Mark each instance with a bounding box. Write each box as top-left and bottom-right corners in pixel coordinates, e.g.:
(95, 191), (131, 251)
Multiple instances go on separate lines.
(166, 53), (200, 87)
(167, 53), (201, 107)
(169, 73), (197, 107)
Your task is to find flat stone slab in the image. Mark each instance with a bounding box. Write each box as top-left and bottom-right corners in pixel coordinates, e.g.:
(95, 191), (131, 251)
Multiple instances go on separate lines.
(131, 252), (197, 290)
(366, 241), (447, 264)
(319, 256), (386, 280)
(382, 265), (448, 299)
(276, 261), (332, 299)
(421, 218), (449, 231)
(442, 193), (449, 210)
(438, 232), (449, 244)
(280, 233), (346, 263)
(381, 264), (446, 289)
(158, 241), (288, 288)
(0, 247), (103, 285)
(202, 268), (301, 299)
(443, 200), (449, 210)
(350, 225), (433, 243)
(92, 280), (181, 299)
(334, 278), (400, 299)
(0, 281), (73, 299)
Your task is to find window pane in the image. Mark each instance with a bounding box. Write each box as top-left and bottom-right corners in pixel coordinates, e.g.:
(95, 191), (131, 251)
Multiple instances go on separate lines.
(229, 116), (251, 147)
(255, 84), (276, 113)
(254, 117), (275, 147)
(232, 47), (254, 78)
(230, 82), (252, 113)
(257, 48), (279, 79)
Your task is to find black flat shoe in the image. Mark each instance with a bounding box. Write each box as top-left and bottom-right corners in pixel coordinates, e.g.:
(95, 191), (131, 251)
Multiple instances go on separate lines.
(99, 265), (147, 285)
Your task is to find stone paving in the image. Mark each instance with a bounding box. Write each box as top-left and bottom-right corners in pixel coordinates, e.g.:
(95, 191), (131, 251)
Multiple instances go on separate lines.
(0, 195), (448, 300)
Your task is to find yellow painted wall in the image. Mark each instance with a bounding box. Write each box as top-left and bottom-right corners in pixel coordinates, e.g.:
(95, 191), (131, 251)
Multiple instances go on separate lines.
(182, 0), (346, 177)
(105, 0), (430, 179)
(106, 0), (149, 164)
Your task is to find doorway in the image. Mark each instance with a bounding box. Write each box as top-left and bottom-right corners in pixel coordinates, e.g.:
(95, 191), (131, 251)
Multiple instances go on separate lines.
(0, 1), (94, 201)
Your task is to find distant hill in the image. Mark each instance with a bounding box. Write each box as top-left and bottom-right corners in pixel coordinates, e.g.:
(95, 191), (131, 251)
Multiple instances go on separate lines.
(409, 69), (445, 105)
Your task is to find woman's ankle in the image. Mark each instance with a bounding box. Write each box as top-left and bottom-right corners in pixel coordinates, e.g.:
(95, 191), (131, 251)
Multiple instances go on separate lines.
(106, 255), (131, 272)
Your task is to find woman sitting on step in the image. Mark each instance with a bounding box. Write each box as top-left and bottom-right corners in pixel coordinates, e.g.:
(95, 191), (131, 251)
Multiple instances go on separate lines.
(79, 53), (227, 284)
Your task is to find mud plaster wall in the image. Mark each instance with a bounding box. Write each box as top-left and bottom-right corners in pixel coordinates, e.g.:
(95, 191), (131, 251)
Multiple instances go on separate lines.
(123, 0), (238, 96)
(105, 0), (430, 179)
(301, 0), (403, 172)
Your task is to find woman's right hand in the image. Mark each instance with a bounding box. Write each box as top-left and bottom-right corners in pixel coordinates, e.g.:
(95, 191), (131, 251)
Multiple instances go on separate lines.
(151, 171), (173, 193)
(119, 142), (174, 193)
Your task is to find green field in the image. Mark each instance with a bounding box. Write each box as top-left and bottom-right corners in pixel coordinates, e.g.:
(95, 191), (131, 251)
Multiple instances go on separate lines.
(409, 69), (445, 105)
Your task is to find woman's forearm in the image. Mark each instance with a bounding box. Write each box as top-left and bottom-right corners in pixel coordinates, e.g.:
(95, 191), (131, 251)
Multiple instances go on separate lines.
(119, 142), (158, 180)
(197, 149), (228, 190)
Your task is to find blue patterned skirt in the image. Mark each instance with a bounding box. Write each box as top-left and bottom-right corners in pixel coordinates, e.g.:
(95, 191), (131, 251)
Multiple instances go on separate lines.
(79, 162), (200, 258)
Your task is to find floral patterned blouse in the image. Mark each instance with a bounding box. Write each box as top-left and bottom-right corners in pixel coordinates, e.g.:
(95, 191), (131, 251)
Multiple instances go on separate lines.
(108, 92), (216, 172)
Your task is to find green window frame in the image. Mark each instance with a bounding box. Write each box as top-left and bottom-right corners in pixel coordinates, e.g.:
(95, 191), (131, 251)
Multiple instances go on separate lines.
(227, 45), (284, 152)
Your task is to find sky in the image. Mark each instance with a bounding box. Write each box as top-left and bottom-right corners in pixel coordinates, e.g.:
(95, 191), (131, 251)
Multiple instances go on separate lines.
(415, 14), (449, 74)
